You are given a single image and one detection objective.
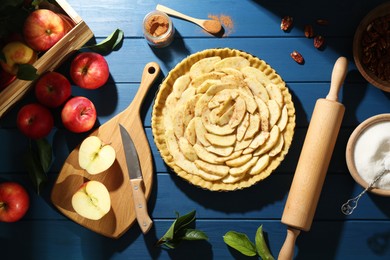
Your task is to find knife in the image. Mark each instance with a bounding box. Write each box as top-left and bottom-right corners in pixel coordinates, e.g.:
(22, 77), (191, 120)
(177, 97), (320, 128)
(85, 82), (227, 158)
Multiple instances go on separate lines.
(119, 124), (153, 234)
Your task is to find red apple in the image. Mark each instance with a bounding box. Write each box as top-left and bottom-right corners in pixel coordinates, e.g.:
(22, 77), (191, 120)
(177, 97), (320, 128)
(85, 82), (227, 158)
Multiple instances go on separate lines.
(17, 103), (54, 139)
(0, 182), (30, 222)
(35, 71), (71, 108)
(61, 96), (97, 133)
(23, 9), (65, 52)
(70, 52), (109, 89)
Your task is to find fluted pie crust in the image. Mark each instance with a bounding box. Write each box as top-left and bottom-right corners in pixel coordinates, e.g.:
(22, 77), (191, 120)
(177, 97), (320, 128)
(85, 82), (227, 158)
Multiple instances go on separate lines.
(152, 48), (295, 191)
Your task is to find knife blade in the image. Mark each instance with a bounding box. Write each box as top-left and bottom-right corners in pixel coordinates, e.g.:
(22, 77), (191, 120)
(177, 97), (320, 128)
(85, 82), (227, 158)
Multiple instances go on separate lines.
(119, 124), (153, 234)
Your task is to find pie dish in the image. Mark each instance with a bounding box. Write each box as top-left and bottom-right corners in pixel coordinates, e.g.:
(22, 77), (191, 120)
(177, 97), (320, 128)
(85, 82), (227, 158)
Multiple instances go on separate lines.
(152, 48), (296, 191)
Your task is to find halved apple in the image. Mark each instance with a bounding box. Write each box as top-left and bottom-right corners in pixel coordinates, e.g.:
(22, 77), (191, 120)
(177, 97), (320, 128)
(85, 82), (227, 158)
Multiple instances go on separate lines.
(71, 180), (111, 220)
(78, 136), (116, 175)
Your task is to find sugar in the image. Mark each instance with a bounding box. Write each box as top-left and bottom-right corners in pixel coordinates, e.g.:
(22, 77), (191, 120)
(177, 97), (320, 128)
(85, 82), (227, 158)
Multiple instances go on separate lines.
(353, 121), (390, 190)
(385, 155), (390, 171)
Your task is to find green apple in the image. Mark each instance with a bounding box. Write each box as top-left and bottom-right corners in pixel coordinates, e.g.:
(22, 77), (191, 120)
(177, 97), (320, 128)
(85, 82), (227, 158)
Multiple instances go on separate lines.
(78, 136), (116, 175)
(71, 180), (111, 220)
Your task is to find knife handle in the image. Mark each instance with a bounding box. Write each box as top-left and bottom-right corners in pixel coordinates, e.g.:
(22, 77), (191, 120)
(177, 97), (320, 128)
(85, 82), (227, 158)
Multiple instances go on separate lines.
(131, 179), (153, 234)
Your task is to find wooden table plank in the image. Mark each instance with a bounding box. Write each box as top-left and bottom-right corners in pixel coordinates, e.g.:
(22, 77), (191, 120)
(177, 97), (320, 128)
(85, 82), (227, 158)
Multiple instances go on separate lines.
(1, 220), (389, 259)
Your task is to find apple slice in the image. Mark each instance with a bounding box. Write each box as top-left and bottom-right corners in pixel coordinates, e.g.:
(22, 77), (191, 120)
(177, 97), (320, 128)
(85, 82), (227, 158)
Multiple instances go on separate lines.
(71, 181), (111, 220)
(78, 136), (116, 175)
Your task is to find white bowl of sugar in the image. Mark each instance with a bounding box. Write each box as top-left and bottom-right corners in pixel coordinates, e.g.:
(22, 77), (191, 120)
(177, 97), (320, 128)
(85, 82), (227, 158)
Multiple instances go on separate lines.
(346, 114), (390, 196)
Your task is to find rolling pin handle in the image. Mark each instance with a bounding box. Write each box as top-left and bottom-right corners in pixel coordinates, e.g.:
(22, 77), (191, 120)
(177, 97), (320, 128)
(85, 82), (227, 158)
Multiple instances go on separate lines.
(278, 227), (301, 260)
(326, 57), (348, 102)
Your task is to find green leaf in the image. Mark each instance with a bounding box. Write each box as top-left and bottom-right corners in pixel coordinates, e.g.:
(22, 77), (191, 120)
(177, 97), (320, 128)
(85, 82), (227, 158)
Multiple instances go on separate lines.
(17, 63), (39, 81)
(180, 229), (208, 241)
(22, 138), (53, 195)
(35, 139), (52, 173)
(159, 210), (196, 241)
(160, 219), (176, 242)
(85, 29), (124, 54)
(174, 210), (196, 232)
(255, 225), (275, 260)
(223, 231), (257, 257)
(156, 210), (207, 249)
(24, 148), (48, 195)
(161, 240), (180, 249)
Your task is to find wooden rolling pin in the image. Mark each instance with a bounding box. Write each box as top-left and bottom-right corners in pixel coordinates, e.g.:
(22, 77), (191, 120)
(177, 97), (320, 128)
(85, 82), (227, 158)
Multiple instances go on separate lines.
(278, 57), (348, 260)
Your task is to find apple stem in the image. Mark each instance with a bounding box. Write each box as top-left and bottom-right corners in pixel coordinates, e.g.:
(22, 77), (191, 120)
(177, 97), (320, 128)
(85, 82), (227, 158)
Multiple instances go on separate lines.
(82, 107), (92, 115)
(0, 201), (5, 209)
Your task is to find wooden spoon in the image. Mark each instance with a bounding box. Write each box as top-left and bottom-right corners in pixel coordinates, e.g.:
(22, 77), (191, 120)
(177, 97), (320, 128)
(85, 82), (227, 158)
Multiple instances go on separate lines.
(156, 4), (222, 34)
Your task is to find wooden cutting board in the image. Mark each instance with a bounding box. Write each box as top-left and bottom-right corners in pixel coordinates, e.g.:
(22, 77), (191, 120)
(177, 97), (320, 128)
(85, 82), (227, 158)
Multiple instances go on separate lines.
(51, 62), (160, 238)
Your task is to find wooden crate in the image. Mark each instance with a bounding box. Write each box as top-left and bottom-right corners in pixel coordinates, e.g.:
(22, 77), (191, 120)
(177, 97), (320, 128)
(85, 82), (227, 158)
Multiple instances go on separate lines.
(0, 0), (93, 118)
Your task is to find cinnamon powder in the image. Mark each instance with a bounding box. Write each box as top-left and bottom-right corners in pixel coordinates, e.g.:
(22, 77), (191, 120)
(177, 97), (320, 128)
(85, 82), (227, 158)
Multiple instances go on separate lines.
(145, 14), (169, 37)
(208, 14), (234, 36)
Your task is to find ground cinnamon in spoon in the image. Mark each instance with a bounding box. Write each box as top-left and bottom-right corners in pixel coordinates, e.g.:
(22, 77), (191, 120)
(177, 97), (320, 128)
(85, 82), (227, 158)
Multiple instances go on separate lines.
(208, 14), (234, 36)
(145, 14), (169, 37)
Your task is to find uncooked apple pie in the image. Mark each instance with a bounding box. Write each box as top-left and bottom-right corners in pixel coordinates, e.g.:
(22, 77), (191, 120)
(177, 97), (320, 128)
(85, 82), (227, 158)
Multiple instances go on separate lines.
(152, 48), (295, 191)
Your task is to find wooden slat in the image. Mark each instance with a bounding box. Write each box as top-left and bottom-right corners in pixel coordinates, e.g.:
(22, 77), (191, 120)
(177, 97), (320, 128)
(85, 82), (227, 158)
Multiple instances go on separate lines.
(1, 220), (389, 259)
(66, 0), (387, 38)
(1, 173), (389, 221)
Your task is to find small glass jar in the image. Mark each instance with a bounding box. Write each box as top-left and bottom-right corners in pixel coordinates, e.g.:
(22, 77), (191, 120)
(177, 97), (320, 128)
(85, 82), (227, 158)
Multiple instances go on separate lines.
(143, 10), (175, 48)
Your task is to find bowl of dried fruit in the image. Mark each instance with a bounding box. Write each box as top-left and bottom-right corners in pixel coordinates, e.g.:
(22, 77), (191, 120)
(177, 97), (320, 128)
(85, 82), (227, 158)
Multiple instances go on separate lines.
(353, 2), (390, 92)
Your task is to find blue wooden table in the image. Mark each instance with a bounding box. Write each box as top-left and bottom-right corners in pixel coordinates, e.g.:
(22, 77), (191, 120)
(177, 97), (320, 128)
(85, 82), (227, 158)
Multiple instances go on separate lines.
(1, 0), (390, 259)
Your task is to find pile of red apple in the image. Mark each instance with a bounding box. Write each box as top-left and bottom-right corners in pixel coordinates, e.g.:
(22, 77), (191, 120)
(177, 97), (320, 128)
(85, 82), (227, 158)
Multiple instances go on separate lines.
(17, 51), (110, 139)
(0, 5), (110, 138)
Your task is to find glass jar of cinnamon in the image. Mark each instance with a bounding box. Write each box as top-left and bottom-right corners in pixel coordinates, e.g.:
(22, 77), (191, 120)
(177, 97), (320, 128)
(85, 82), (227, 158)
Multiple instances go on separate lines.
(143, 10), (175, 48)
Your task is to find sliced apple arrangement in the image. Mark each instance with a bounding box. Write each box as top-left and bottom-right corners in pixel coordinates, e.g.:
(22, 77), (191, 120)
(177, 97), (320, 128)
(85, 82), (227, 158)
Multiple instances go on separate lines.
(152, 48), (296, 191)
(71, 180), (111, 220)
(70, 136), (116, 220)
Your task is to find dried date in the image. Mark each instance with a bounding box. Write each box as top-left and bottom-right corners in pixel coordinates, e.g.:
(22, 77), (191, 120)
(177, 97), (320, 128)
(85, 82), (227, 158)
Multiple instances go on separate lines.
(316, 19), (329, 26)
(290, 50), (304, 64)
(304, 25), (314, 38)
(281, 16), (293, 31)
(314, 35), (325, 49)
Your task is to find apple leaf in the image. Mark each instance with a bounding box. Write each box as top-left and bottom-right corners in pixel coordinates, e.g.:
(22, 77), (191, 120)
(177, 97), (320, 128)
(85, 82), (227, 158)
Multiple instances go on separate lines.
(156, 210), (208, 249)
(223, 231), (257, 257)
(84, 28), (124, 55)
(17, 64), (39, 81)
(23, 138), (52, 194)
(255, 225), (275, 260)
(24, 149), (47, 195)
(180, 229), (208, 241)
(35, 138), (52, 173)
(223, 225), (275, 259)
